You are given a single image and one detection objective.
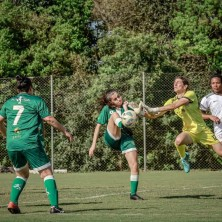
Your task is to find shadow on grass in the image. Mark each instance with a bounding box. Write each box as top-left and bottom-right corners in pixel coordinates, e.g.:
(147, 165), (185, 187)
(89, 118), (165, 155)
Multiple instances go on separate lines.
(27, 201), (103, 207)
(160, 194), (222, 199)
(16, 206), (153, 214)
(65, 207), (153, 213)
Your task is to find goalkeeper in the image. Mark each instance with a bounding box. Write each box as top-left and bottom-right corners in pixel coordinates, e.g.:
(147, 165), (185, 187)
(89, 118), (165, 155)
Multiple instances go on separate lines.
(135, 76), (222, 173)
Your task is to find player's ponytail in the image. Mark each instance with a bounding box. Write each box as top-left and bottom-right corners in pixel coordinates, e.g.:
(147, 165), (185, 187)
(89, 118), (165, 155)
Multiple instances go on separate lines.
(16, 75), (32, 92)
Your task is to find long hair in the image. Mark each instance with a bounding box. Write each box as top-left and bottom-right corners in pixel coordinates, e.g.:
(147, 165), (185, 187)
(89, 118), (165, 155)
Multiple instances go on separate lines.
(16, 75), (32, 92)
(98, 89), (118, 111)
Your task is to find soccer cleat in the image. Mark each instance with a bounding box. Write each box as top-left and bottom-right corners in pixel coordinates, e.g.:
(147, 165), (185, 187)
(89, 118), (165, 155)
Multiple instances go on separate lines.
(181, 152), (190, 173)
(7, 202), (21, 214)
(130, 194), (144, 200)
(50, 206), (64, 214)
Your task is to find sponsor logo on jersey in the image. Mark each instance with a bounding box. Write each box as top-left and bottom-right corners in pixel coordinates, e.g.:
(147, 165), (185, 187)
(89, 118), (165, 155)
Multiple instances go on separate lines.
(11, 96), (30, 104)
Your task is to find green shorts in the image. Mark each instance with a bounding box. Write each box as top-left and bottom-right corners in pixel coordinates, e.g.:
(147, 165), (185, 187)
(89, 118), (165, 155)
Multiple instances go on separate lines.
(7, 146), (51, 171)
(185, 126), (219, 146)
(104, 130), (137, 153)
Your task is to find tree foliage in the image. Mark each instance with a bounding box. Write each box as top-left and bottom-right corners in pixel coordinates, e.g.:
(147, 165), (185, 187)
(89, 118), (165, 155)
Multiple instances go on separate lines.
(170, 0), (222, 71)
(86, 27), (177, 107)
(93, 0), (176, 35)
(0, 0), (222, 171)
(0, 0), (93, 77)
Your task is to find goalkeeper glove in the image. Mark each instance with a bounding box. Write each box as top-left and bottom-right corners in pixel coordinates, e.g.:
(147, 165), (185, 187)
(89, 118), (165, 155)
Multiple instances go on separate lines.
(141, 102), (160, 114)
(133, 101), (145, 117)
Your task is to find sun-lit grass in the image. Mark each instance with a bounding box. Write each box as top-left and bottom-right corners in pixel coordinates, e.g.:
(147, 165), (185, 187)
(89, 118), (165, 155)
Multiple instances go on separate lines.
(0, 171), (222, 222)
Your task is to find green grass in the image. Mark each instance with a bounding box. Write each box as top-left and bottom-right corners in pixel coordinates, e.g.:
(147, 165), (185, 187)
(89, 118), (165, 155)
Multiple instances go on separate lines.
(0, 171), (222, 222)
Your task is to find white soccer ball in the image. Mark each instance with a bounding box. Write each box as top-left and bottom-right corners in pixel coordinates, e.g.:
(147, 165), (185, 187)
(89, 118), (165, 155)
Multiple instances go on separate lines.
(121, 110), (138, 128)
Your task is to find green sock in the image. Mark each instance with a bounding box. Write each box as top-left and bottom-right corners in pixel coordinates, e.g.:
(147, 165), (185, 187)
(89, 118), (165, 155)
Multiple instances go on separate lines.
(130, 175), (139, 195)
(10, 176), (27, 204)
(175, 144), (186, 158)
(44, 175), (58, 207)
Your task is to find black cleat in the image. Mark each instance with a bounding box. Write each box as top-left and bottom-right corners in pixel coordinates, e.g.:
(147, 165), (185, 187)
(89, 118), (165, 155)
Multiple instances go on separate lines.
(8, 202), (21, 214)
(50, 206), (64, 214)
(130, 194), (144, 200)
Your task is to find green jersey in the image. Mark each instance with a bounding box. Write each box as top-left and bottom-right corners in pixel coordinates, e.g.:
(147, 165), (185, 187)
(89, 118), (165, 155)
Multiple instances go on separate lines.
(97, 105), (133, 135)
(97, 105), (124, 125)
(0, 93), (50, 151)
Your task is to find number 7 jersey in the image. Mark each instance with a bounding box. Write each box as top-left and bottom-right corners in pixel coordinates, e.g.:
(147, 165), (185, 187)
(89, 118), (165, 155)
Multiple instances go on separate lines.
(0, 93), (50, 151)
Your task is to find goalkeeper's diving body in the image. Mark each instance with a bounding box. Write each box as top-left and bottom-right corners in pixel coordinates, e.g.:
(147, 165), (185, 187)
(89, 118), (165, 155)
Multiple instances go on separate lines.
(135, 76), (222, 173)
(89, 89), (143, 200)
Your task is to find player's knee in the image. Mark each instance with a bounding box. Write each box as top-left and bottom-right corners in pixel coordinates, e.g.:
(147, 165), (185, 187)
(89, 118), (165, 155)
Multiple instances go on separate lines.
(130, 161), (139, 172)
(16, 165), (30, 179)
(16, 171), (29, 179)
(174, 138), (182, 147)
(39, 167), (53, 179)
(111, 112), (119, 119)
(216, 147), (222, 156)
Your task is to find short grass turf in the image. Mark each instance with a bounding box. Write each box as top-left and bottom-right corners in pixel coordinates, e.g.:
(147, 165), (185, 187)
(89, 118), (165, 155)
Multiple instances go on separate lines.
(0, 171), (221, 222)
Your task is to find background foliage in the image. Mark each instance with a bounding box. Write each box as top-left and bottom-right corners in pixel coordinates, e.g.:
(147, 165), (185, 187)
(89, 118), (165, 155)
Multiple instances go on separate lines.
(0, 0), (221, 171)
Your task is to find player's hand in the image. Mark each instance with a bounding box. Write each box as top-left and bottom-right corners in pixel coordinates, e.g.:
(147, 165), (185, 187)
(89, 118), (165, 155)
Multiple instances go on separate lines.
(64, 131), (73, 142)
(123, 101), (129, 111)
(133, 101), (144, 117)
(210, 115), (221, 124)
(89, 146), (95, 157)
(141, 102), (160, 114)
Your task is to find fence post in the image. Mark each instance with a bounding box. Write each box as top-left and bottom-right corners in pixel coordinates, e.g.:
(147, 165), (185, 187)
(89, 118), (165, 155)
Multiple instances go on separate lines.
(143, 72), (147, 171)
(50, 75), (54, 171)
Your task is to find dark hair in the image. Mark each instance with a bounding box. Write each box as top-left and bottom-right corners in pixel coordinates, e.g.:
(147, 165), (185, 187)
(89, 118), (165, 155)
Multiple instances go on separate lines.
(98, 89), (118, 110)
(210, 73), (222, 83)
(174, 76), (190, 89)
(16, 75), (32, 92)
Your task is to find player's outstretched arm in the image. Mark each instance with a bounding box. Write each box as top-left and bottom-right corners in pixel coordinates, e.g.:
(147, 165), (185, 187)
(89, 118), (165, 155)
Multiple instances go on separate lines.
(89, 124), (101, 157)
(142, 97), (189, 114)
(201, 111), (221, 124)
(129, 101), (162, 117)
(43, 116), (73, 142)
(0, 116), (6, 138)
(140, 101), (160, 114)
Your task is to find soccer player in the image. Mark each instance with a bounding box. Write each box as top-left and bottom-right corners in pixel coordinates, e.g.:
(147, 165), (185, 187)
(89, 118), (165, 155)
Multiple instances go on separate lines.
(135, 76), (222, 173)
(89, 89), (143, 200)
(200, 74), (222, 142)
(0, 76), (73, 214)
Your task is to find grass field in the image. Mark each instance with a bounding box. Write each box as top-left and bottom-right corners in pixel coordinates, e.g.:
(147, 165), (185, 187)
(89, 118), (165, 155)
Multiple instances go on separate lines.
(0, 171), (222, 222)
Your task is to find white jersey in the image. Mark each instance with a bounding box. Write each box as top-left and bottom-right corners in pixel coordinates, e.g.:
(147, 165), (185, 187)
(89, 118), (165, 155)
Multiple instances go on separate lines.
(200, 92), (222, 141)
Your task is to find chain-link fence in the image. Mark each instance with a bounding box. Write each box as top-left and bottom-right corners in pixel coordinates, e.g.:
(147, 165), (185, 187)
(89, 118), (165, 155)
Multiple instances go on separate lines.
(0, 73), (221, 172)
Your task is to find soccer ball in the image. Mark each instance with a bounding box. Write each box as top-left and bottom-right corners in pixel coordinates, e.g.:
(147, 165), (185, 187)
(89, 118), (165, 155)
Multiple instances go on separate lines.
(121, 110), (138, 128)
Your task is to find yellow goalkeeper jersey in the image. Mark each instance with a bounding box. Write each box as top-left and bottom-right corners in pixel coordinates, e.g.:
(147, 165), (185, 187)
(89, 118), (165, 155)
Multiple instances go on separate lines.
(164, 90), (206, 134)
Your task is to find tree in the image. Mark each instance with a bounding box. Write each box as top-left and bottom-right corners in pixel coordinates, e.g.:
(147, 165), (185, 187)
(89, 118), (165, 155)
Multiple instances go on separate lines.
(170, 0), (222, 72)
(0, 0), (94, 77)
(93, 0), (176, 35)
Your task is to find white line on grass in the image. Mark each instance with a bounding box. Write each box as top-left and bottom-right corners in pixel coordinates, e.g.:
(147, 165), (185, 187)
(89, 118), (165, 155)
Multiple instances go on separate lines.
(14, 185), (222, 204)
(1, 184), (221, 207)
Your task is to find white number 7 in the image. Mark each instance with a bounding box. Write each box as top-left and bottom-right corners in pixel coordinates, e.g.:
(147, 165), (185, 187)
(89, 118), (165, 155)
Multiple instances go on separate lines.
(13, 105), (24, 125)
